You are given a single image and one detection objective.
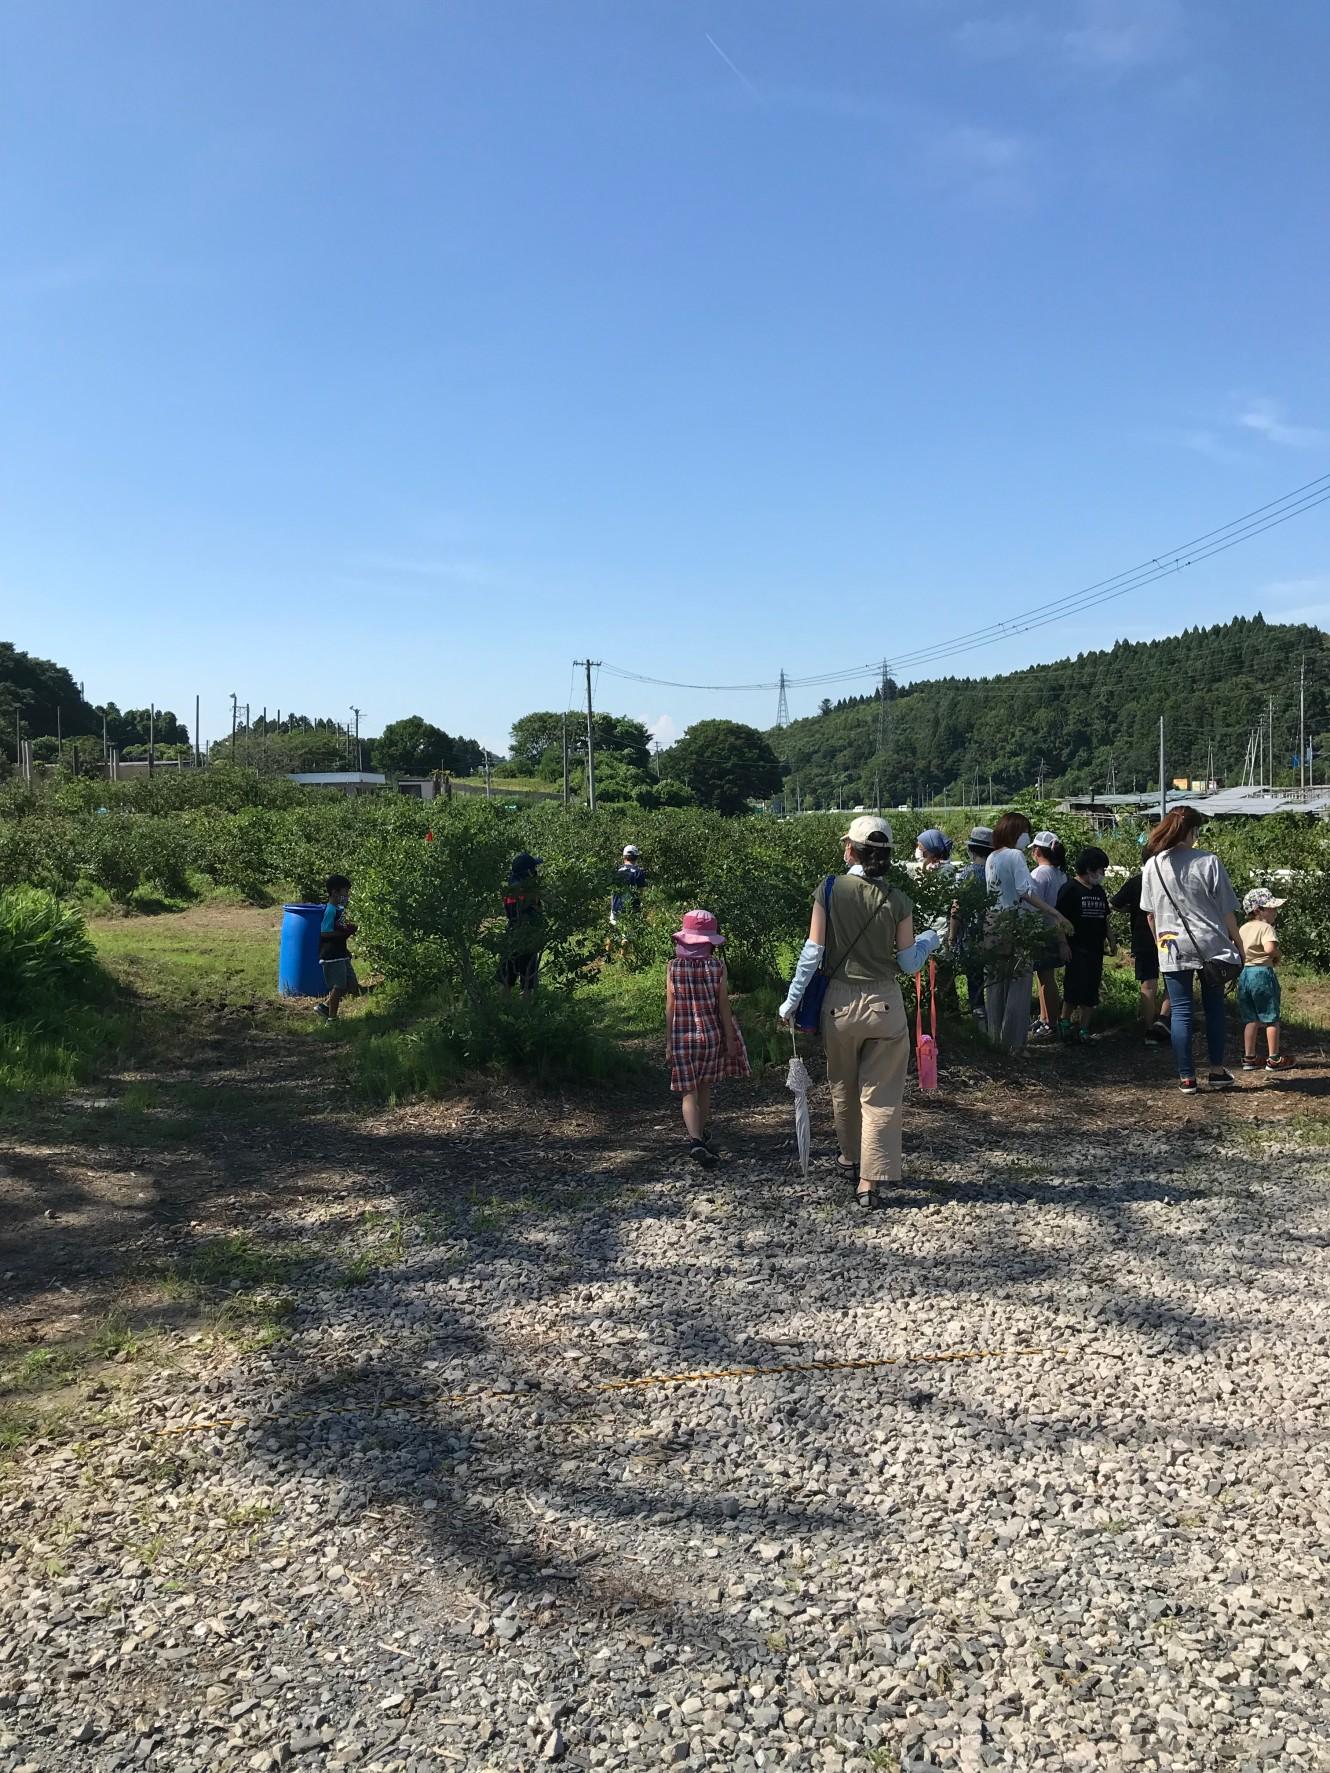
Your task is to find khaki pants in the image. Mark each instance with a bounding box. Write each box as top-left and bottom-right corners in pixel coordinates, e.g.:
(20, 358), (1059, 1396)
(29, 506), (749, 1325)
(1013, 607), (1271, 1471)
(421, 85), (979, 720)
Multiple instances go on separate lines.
(821, 976), (910, 1184)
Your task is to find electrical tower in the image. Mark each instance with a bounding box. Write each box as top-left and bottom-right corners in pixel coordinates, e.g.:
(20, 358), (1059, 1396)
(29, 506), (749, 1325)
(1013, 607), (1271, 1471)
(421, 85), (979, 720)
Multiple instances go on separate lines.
(775, 669), (790, 729)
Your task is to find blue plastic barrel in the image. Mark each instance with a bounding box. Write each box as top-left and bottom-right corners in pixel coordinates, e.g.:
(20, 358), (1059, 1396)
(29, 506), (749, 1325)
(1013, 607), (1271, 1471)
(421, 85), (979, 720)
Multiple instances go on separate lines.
(279, 903), (327, 997)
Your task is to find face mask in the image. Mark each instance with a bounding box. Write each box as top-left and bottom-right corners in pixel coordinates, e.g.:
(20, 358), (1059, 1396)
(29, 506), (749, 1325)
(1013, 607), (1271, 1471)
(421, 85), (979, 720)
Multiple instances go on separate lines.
(1016, 833), (1031, 851)
(915, 849), (926, 864)
(1087, 872), (1106, 887)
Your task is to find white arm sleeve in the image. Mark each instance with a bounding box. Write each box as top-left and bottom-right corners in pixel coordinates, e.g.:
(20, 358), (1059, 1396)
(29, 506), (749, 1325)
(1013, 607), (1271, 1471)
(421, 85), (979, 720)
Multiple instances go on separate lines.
(779, 939), (825, 1021)
(896, 929), (941, 975)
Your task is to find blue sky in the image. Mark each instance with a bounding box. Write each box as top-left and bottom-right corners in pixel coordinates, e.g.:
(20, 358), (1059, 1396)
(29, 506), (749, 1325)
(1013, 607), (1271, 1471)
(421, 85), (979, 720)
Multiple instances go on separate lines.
(3, 0), (1328, 755)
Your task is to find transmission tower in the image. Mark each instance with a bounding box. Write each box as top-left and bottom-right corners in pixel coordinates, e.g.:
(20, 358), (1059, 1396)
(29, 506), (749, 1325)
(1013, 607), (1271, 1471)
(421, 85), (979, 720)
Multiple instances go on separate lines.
(775, 669), (790, 729)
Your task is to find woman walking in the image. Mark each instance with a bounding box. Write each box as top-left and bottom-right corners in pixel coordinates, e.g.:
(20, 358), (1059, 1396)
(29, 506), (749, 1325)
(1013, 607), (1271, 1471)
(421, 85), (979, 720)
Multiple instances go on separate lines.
(1026, 831), (1068, 1039)
(983, 813), (1074, 1054)
(1140, 807), (1243, 1094)
(667, 909), (749, 1165)
(778, 816), (939, 1208)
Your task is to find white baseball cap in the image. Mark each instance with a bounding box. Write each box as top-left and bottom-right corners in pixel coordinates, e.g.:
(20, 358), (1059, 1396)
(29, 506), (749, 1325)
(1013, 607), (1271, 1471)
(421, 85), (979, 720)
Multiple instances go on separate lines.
(841, 815), (894, 848)
(1031, 830), (1060, 852)
(622, 844), (640, 857)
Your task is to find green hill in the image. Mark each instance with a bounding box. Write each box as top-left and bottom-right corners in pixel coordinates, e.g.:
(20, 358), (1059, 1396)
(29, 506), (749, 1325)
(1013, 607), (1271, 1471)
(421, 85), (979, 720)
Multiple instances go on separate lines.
(771, 615), (1329, 808)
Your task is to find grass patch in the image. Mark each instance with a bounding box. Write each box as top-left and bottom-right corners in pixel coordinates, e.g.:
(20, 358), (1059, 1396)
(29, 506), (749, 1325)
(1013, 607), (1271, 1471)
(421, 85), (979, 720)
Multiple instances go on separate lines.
(336, 984), (647, 1105)
(91, 908), (281, 1018)
(1, 1313), (153, 1400)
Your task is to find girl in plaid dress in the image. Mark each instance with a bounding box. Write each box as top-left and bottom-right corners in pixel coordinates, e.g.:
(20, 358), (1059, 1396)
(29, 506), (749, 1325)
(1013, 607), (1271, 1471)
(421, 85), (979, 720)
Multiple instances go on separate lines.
(666, 909), (749, 1167)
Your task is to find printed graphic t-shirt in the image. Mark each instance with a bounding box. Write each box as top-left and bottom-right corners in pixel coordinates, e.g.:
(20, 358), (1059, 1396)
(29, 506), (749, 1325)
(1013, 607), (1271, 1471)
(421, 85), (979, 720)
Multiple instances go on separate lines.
(1056, 879), (1110, 954)
(1140, 850), (1240, 972)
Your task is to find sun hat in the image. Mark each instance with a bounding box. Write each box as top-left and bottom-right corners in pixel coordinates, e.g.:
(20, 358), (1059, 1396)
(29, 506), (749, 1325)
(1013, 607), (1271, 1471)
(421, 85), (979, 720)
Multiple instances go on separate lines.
(916, 827), (953, 859)
(1030, 830), (1060, 853)
(508, 851), (543, 881)
(622, 843), (640, 858)
(1243, 887), (1286, 914)
(841, 814), (894, 848)
(673, 908), (725, 946)
(967, 825), (994, 850)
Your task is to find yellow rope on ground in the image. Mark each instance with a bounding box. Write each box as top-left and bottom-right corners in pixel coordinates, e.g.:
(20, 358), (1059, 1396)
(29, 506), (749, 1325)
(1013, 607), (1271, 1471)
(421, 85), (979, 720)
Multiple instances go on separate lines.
(150, 1346), (1065, 1437)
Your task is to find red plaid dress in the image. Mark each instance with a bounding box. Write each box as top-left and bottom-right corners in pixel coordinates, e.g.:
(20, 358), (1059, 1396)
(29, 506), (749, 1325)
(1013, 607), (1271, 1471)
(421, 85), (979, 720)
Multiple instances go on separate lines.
(668, 952), (750, 1094)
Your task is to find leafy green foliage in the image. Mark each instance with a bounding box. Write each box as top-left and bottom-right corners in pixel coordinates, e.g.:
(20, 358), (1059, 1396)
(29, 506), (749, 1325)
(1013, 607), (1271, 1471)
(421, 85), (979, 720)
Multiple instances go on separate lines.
(664, 719), (784, 814)
(776, 616), (1329, 806)
(371, 715), (481, 776)
(0, 887), (96, 1011)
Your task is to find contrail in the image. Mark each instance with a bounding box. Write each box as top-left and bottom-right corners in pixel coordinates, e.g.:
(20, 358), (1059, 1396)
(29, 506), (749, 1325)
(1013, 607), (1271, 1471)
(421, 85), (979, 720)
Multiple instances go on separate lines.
(705, 31), (759, 98)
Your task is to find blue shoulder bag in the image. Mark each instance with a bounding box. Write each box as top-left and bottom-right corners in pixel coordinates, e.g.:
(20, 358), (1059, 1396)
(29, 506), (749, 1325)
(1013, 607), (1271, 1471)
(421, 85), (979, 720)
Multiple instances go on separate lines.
(794, 875), (837, 1033)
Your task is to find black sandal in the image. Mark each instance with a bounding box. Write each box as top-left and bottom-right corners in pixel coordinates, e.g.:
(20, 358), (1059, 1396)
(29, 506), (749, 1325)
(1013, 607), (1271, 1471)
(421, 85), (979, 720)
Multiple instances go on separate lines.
(855, 1183), (876, 1211)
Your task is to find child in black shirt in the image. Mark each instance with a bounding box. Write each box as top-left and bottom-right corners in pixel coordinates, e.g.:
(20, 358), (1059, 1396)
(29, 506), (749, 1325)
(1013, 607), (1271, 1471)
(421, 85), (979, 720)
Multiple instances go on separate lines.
(1055, 848), (1115, 1043)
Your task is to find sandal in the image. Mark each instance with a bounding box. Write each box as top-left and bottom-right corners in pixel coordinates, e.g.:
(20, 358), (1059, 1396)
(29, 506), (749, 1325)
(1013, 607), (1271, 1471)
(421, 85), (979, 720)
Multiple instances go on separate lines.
(855, 1183), (877, 1211)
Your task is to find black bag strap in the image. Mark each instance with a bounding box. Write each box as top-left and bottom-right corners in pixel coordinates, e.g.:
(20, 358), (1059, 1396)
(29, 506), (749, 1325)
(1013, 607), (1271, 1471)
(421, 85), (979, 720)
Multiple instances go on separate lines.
(824, 874), (895, 981)
(1147, 855), (1207, 965)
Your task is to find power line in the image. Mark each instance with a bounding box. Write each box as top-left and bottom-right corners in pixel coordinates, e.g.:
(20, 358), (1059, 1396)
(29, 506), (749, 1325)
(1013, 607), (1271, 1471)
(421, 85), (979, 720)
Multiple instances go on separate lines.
(598, 472), (1330, 696)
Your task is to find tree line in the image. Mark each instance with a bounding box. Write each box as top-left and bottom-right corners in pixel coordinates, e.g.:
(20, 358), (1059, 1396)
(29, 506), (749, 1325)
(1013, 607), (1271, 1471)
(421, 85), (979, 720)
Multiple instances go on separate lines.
(774, 615), (1330, 807)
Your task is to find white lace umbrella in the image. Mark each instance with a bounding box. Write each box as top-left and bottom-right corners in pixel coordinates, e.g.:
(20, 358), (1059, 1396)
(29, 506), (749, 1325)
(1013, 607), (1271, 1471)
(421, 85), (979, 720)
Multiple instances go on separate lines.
(785, 1031), (812, 1175)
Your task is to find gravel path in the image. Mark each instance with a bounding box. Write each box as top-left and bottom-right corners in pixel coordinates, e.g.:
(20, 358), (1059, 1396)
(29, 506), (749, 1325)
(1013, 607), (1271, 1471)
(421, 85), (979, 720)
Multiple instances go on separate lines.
(2, 1096), (1329, 1773)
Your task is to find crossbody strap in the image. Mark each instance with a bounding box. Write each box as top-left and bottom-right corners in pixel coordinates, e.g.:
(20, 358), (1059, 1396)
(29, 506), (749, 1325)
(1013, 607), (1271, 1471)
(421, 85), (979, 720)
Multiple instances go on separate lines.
(1148, 856), (1205, 959)
(824, 875), (894, 980)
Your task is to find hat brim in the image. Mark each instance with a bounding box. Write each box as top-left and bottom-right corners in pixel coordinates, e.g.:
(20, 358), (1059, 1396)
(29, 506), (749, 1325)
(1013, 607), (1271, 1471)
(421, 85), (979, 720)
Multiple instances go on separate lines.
(673, 930), (726, 946)
(1249, 897), (1286, 910)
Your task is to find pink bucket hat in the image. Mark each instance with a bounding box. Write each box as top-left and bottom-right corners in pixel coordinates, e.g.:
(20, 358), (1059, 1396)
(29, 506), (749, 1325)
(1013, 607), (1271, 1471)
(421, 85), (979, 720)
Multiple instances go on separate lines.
(673, 908), (725, 946)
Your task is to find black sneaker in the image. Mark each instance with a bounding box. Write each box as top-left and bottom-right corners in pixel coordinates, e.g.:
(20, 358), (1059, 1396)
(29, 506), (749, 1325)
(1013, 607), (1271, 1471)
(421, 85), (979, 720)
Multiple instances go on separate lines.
(688, 1140), (716, 1167)
(1179, 1076), (1198, 1094)
(1148, 1020), (1172, 1044)
(1207, 1069), (1235, 1091)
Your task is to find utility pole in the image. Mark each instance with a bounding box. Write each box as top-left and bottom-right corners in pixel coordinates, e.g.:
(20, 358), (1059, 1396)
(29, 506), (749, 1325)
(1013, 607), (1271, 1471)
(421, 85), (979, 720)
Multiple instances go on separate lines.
(245, 703), (251, 768)
(261, 706), (267, 773)
(350, 706), (361, 771)
(574, 659), (601, 810)
(56, 706), (63, 768)
(1299, 656), (1306, 792)
(1269, 696), (1276, 793)
(102, 708), (108, 760)
(148, 703), (155, 777)
(484, 749), (492, 797)
(231, 693), (238, 760)
(1158, 713), (1166, 822)
(561, 710), (570, 808)
(195, 694), (200, 769)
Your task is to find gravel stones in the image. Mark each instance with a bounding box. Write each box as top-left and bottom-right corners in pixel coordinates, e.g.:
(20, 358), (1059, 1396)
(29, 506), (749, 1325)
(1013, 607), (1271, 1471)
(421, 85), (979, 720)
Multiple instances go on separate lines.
(2, 1117), (1329, 1770)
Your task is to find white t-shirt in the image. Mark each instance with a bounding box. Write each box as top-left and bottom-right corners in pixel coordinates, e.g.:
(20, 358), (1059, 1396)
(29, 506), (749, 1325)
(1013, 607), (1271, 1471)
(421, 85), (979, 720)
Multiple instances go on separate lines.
(1140, 850), (1240, 971)
(1028, 863), (1066, 910)
(986, 847), (1032, 911)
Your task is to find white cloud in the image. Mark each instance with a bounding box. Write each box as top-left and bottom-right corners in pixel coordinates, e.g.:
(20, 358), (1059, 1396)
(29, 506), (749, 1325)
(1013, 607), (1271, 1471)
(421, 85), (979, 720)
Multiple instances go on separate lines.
(1237, 399), (1327, 450)
(644, 713), (680, 750)
(953, 0), (1181, 74)
(1177, 427), (1244, 465)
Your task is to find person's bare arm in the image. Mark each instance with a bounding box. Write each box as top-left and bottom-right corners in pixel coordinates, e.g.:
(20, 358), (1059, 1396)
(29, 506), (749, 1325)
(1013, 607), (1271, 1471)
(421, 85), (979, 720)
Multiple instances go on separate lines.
(896, 913), (915, 951)
(809, 898), (827, 945)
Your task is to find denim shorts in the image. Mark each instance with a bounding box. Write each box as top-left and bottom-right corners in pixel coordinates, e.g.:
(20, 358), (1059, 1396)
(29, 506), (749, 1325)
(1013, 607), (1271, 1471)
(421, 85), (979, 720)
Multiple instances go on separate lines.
(1236, 966), (1280, 1025)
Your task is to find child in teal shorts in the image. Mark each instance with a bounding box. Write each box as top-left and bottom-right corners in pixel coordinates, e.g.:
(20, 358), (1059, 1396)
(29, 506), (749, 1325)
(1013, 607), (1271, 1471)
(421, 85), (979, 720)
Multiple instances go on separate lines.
(1237, 888), (1292, 1072)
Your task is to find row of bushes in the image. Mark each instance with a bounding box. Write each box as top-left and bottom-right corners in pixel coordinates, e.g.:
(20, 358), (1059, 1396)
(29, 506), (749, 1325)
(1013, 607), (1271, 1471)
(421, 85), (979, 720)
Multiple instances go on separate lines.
(1, 792), (1327, 982)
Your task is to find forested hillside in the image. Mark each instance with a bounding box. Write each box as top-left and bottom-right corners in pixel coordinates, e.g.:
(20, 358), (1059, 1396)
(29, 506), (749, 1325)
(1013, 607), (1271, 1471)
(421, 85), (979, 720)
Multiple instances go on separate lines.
(772, 616), (1330, 807)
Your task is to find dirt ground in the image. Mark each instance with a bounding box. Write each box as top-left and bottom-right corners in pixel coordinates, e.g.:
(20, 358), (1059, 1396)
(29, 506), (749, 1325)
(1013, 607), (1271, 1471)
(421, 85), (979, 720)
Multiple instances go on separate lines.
(2, 940), (1326, 1351)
